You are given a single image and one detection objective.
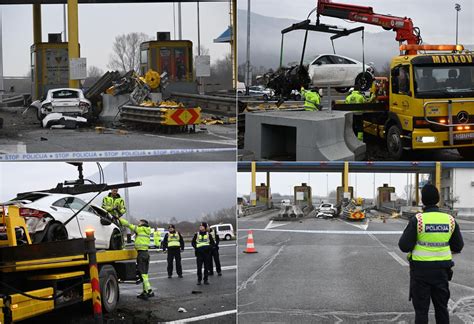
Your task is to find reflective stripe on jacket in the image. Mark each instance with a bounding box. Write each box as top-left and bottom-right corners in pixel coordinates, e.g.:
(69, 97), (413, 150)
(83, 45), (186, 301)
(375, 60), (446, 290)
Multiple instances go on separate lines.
(153, 231), (162, 246)
(301, 89), (321, 111)
(102, 195), (126, 217)
(345, 91), (365, 104)
(119, 218), (150, 251)
(411, 212), (454, 262)
(196, 233), (210, 248)
(168, 233), (181, 247)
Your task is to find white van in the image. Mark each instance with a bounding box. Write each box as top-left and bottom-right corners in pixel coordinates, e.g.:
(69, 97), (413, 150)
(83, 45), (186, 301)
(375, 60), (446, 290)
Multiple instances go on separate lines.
(210, 223), (235, 241)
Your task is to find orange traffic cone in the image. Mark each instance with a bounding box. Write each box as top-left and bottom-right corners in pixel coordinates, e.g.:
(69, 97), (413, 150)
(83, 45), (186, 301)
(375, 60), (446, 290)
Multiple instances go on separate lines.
(243, 230), (258, 253)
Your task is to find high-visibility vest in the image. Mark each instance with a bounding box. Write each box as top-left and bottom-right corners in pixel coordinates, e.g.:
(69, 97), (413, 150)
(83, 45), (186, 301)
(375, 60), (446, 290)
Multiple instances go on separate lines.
(119, 218), (150, 251)
(102, 195), (126, 217)
(168, 233), (181, 247)
(411, 212), (455, 262)
(345, 91), (365, 104)
(196, 233), (210, 248)
(301, 88), (321, 111)
(153, 231), (162, 246)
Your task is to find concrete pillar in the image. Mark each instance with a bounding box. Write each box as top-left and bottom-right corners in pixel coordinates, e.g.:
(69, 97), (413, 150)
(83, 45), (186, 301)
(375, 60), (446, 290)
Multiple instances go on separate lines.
(231, 0), (237, 89)
(251, 161), (256, 206)
(33, 3), (42, 44)
(67, 0), (80, 88)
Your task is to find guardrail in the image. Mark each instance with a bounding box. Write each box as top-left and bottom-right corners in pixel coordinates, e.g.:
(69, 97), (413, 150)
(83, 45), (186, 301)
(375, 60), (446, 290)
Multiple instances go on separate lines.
(170, 92), (236, 116)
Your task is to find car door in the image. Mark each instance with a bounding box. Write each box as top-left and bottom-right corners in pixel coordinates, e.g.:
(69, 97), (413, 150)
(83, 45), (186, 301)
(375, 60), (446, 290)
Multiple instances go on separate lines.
(51, 197), (83, 240)
(69, 198), (109, 248)
(328, 55), (351, 86)
(309, 55), (336, 87)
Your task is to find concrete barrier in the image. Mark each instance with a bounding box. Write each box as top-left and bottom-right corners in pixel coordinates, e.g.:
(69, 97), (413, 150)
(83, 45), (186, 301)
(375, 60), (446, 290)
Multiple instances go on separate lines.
(100, 94), (130, 122)
(244, 110), (366, 161)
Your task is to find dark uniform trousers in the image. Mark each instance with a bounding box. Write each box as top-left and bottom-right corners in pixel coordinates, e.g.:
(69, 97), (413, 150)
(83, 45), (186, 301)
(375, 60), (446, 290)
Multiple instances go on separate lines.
(410, 267), (451, 324)
(137, 250), (150, 276)
(196, 248), (211, 282)
(209, 247), (221, 274)
(167, 247), (183, 276)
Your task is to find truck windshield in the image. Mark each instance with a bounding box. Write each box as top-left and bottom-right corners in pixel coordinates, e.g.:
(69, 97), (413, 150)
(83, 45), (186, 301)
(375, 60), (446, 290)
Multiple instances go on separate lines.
(414, 65), (474, 98)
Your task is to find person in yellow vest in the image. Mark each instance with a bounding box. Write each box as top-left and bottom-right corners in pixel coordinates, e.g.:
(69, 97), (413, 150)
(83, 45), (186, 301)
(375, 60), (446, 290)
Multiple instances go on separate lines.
(162, 224), (184, 278)
(345, 85), (366, 104)
(399, 184), (464, 324)
(300, 86), (321, 111)
(118, 217), (154, 300)
(208, 227), (222, 276)
(102, 189), (126, 218)
(153, 228), (162, 249)
(191, 222), (215, 285)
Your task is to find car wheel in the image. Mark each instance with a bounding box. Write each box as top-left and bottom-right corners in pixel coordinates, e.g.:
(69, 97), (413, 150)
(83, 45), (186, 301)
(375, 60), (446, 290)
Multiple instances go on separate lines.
(335, 87), (350, 93)
(457, 147), (474, 160)
(109, 229), (123, 250)
(263, 94), (269, 101)
(386, 125), (404, 160)
(36, 108), (46, 122)
(99, 265), (119, 313)
(45, 222), (68, 242)
(225, 234), (231, 241)
(355, 72), (374, 91)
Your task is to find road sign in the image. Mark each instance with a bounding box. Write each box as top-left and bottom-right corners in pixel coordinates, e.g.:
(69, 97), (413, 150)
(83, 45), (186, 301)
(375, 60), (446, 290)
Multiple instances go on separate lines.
(390, 193), (397, 201)
(164, 108), (201, 125)
(70, 58), (87, 80)
(296, 192), (304, 201)
(195, 55), (211, 77)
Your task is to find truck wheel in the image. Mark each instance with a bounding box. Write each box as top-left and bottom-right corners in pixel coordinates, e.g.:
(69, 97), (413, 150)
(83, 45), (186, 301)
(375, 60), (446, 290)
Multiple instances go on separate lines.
(99, 265), (119, 313)
(386, 125), (404, 160)
(225, 234), (231, 241)
(109, 229), (123, 250)
(457, 147), (474, 160)
(355, 72), (373, 91)
(45, 222), (68, 242)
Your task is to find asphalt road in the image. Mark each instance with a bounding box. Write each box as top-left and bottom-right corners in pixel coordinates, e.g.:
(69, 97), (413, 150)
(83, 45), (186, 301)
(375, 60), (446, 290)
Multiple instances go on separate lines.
(0, 107), (236, 161)
(238, 210), (474, 323)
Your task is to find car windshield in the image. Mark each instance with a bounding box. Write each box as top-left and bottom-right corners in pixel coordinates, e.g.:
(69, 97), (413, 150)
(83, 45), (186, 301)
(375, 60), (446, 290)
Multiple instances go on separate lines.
(414, 65), (474, 98)
(51, 89), (80, 99)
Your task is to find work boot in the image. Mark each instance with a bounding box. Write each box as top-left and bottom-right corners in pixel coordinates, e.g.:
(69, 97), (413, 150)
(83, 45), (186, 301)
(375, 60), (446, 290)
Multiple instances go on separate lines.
(135, 277), (143, 285)
(147, 290), (155, 298)
(209, 272), (214, 276)
(197, 281), (202, 285)
(137, 292), (149, 300)
(204, 280), (209, 285)
(178, 275), (183, 278)
(168, 275), (172, 278)
(218, 272), (222, 276)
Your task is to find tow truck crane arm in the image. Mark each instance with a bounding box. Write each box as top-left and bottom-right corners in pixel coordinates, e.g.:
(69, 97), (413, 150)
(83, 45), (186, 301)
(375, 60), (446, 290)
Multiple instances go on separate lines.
(317, 0), (421, 55)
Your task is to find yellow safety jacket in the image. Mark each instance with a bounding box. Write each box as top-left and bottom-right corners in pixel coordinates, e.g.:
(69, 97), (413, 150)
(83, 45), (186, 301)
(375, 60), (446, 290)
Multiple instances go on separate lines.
(153, 230), (162, 246)
(411, 212), (454, 262)
(196, 233), (210, 248)
(119, 218), (150, 251)
(168, 232), (181, 247)
(102, 194), (126, 217)
(345, 91), (365, 104)
(300, 88), (321, 111)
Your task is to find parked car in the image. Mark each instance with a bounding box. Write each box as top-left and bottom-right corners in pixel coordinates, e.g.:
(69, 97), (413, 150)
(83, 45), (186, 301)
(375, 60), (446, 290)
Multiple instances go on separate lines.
(2, 192), (122, 250)
(307, 54), (374, 93)
(316, 203), (337, 218)
(248, 85), (275, 100)
(30, 88), (91, 122)
(210, 223), (235, 241)
(237, 82), (246, 94)
(280, 199), (291, 206)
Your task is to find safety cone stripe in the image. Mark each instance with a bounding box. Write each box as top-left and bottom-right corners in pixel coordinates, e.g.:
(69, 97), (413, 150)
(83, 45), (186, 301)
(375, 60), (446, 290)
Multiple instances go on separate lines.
(243, 230), (258, 253)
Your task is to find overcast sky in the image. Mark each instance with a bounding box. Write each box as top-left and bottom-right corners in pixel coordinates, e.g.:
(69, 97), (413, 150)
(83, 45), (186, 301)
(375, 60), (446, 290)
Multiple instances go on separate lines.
(238, 0), (474, 45)
(237, 172), (427, 200)
(1, 2), (231, 76)
(0, 162), (236, 222)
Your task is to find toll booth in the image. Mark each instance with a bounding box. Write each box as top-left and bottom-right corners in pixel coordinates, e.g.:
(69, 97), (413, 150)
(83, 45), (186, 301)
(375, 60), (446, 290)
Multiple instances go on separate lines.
(256, 183), (269, 204)
(336, 186), (354, 205)
(377, 184), (395, 209)
(294, 183), (312, 209)
(31, 34), (79, 100)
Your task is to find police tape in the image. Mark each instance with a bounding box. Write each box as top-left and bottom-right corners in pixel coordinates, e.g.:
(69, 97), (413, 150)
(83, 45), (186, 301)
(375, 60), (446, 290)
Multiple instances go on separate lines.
(0, 148), (236, 161)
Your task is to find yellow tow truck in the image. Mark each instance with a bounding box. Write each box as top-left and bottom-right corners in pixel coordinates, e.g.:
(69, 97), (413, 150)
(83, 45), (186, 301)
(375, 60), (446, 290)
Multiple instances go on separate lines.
(336, 45), (474, 159)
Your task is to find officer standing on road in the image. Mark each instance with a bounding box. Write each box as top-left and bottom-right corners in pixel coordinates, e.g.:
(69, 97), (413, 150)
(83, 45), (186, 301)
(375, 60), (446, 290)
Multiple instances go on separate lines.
(162, 224), (185, 278)
(209, 226), (222, 276)
(102, 189), (126, 218)
(345, 85), (365, 104)
(118, 217), (155, 300)
(153, 228), (162, 249)
(192, 222), (215, 285)
(300, 86), (321, 111)
(398, 184), (464, 324)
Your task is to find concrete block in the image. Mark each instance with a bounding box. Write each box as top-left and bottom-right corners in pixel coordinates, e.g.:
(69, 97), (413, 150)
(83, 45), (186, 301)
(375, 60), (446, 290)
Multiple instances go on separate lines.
(244, 110), (366, 161)
(101, 94), (130, 121)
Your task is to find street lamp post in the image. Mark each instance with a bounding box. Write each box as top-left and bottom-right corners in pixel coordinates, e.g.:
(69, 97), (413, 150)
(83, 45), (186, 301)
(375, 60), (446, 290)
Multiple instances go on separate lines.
(455, 3), (461, 45)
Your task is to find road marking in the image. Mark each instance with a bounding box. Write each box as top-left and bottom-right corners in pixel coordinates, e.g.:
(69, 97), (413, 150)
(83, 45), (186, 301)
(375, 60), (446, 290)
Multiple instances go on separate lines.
(238, 244), (285, 292)
(239, 234), (248, 241)
(162, 309), (237, 323)
(238, 228), (403, 235)
(340, 219), (369, 231)
(367, 233), (390, 251)
(144, 243), (236, 252)
(0, 143), (27, 154)
(387, 251), (409, 266)
(149, 254), (233, 265)
(143, 133), (235, 146)
(264, 220), (289, 230)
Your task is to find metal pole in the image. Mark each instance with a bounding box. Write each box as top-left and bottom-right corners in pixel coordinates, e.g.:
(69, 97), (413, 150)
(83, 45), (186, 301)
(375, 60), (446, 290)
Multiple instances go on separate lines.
(455, 4), (461, 45)
(197, 1), (203, 95)
(178, 3), (182, 40)
(0, 9), (4, 94)
(123, 162), (131, 243)
(173, 3), (176, 40)
(251, 161), (256, 206)
(279, 34), (284, 69)
(63, 4), (67, 41)
(85, 230), (103, 324)
(245, 0), (251, 95)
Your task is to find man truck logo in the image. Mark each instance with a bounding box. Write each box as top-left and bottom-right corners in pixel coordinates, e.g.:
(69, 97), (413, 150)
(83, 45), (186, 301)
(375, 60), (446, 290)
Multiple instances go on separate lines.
(425, 224), (449, 232)
(457, 111), (469, 124)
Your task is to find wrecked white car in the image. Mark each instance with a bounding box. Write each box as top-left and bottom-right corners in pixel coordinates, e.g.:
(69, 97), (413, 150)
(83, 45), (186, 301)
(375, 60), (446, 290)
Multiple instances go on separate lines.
(42, 113), (88, 129)
(316, 203), (337, 218)
(30, 88), (91, 125)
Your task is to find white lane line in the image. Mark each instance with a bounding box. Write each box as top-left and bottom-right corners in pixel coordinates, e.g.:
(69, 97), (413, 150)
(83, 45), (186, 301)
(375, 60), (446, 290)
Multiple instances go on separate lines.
(145, 243), (236, 252)
(162, 309), (237, 323)
(239, 234), (248, 241)
(143, 134), (235, 146)
(265, 220), (289, 230)
(238, 228), (403, 235)
(368, 233), (391, 251)
(387, 251), (409, 267)
(0, 143), (27, 154)
(340, 219), (369, 231)
(149, 254), (233, 265)
(238, 245), (285, 292)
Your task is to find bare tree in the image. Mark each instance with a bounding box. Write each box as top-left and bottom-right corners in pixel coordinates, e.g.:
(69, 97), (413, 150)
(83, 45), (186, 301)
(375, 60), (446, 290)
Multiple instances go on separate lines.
(195, 45), (210, 56)
(108, 33), (150, 73)
(88, 65), (104, 78)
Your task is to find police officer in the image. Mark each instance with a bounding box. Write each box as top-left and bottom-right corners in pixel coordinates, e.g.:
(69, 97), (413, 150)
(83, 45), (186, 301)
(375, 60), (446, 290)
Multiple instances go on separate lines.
(192, 222), (215, 285)
(300, 86), (321, 111)
(119, 217), (154, 300)
(209, 226), (222, 276)
(162, 224), (184, 278)
(345, 85), (365, 104)
(153, 228), (162, 249)
(399, 184), (464, 324)
(102, 189), (126, 218)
